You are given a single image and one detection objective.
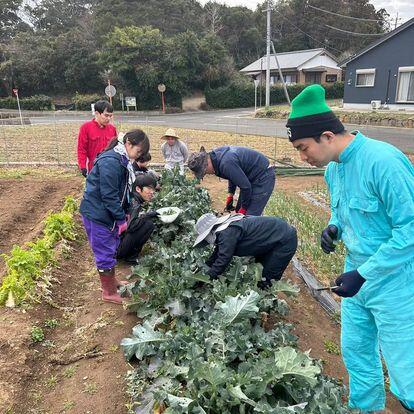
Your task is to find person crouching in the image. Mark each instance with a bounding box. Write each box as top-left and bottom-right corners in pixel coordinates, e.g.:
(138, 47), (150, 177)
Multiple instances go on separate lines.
(117, 175), (158, 264)
(193, 213), (297, 288)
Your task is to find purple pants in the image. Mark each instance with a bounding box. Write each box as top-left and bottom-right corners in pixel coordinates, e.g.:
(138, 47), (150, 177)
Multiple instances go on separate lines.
(82, 215), (120, 269)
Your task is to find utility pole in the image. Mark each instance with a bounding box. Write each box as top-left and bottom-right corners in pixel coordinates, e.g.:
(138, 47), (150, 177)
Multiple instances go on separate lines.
(265, 0), (271, 108)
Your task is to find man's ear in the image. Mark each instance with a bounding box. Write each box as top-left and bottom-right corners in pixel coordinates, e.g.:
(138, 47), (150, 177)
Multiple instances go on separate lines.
(321, 131), (335, 141)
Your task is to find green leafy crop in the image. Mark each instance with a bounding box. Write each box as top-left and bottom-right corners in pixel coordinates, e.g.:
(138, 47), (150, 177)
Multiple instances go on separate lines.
(121, 170), (354, 413)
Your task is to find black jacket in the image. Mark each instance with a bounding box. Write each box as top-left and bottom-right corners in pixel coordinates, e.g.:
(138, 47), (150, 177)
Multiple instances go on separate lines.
(206, 216), (295, 278)
(210, 146), (269, 210)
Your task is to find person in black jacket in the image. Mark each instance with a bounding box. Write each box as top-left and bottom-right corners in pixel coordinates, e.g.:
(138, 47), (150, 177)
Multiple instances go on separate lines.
(187, 146), (275, 216)
(117, 175), (158, 264)
(193, 212), (297, 288)
(80, 129), (150, 304)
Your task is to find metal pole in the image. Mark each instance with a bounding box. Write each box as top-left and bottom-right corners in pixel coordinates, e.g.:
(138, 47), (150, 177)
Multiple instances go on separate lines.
(271, 41), (291, 105)
(255, 85), (257, 112)
(265, 1), (271, 107)
(260, 58), (263, 107)
(15, 92), (23, 126)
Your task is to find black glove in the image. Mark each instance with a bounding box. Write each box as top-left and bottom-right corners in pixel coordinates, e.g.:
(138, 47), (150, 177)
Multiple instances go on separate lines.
(224, 195), (235, 212)
(333, 270), (365, 298)
(80, 168), (87, 178)
(321, 225), (338, 254)
(144, 210), (159, 219)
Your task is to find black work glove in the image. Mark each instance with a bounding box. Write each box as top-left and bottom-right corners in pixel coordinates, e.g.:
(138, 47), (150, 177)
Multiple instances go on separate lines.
(80, 168), (87, 178)
(225, 196), (235, 212)
(144, 210), (159, 219)
(333, 270), (365, 298)
(321, 225), (338, 254)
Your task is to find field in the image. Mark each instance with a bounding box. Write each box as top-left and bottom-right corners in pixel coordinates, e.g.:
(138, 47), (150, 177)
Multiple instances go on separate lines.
(0, 122), (304, 166)
(0, 122), (409, 413)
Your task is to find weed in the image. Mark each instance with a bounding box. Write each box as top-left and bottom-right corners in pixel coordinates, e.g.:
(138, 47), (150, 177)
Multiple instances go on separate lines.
(31, 326), (45, 343)
(83, 382), (98, 395)
(45, 375), (58, 388)
(44, 318), (59, 329)
(324, 339), (341, 355)
(63, 365), (77, 379)
(62, 400), (75, 411)
(41, 340), (55, 348)
(109, 344), (119, 353)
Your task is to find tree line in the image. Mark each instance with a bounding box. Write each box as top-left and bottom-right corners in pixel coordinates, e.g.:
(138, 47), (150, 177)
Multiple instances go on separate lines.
(0, 0), (389, 103)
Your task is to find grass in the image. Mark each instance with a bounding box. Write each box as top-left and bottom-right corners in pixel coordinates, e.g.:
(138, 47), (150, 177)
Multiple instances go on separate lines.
(62, 365), (77, 379)
(265, 191), (345, 285)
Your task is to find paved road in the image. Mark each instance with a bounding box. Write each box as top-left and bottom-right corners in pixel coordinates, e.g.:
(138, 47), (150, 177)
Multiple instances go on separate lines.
(29, 108), (414, 153)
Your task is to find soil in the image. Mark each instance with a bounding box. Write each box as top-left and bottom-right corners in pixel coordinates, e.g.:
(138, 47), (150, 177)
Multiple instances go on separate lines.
(0, 172), (404, 414)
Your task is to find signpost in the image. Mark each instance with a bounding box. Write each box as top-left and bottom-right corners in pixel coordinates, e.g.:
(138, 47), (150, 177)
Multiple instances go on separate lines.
(125, 96), (137, 112)
(119, 92), (124, 112)
(254, 79), (260, 112)
(12, 88), (23, 126)
(105, 80), (116, 105)
(158, 83), (166, 113)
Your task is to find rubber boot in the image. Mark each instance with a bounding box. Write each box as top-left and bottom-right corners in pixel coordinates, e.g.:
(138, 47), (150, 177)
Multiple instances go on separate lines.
(98, 268), (123, 304)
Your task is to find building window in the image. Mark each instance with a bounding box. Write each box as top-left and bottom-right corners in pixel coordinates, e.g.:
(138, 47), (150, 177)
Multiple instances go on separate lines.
(326, 74), (337, 83)
(305, 72), (322, 84)
(396, 67), (414, 102)
(355, 68), (375, 87)
(284, 74), (297, 85)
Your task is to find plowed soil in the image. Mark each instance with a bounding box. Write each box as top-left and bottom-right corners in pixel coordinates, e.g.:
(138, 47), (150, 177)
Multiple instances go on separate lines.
(0, 171), (404, 414)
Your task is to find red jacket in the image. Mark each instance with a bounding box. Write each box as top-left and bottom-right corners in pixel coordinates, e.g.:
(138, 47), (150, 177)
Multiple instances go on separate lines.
(77, 119), (117, 172)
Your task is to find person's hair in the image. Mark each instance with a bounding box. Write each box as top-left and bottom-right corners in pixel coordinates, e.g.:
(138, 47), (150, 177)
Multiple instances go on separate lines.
(132, 175), (156, 193)
(138, 152), (152, 163)
(94, 100), (113, 114)
(104, 129), (150, 154)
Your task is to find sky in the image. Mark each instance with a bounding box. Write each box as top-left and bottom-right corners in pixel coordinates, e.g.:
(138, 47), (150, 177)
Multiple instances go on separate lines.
(198, 0), (414, 24)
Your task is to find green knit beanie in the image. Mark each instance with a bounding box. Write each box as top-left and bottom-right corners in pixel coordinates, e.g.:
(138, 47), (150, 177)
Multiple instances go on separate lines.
(286, 84), (344, 141)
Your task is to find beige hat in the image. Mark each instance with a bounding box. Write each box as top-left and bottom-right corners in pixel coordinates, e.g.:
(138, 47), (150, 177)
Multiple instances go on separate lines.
(161, 128), (180, 140)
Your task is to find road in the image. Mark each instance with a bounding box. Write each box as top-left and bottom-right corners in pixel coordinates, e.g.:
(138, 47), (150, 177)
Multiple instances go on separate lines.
(29, 108), (414, 153)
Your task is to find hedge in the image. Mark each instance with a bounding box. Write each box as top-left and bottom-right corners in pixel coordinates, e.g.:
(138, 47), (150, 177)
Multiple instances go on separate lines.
(73, 91), (182, 112)
(0, 95), (53, 111)
(205, 81), (344, 109)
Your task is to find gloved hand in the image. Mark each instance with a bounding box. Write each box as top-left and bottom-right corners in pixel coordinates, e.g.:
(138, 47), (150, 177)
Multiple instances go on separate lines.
(117, 220), (128, 236)
(321, 225), (338, 254)
(80, 168), (87, 178)
(333, 270), (365, 298)
(237, 207), (247, 215)
(225, 195), (235, 212)
(145, 210), (159, 219)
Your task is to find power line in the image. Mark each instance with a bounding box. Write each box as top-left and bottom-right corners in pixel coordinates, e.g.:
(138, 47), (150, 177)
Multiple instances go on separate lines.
(273, 9), (343, 55)
(325, 24), (385, 36)
(307, 4), (384, 23)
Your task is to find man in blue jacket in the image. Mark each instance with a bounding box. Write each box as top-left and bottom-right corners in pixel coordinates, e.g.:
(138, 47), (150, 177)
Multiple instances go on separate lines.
(188, 146), (275, 215)
(286, 84), (414, 413)
(193, 212), (297, 288)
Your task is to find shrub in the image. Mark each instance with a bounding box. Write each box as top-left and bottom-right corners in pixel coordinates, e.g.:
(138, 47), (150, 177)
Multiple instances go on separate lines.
(0, 95), (53, 110)
(205, 81), (344, 109)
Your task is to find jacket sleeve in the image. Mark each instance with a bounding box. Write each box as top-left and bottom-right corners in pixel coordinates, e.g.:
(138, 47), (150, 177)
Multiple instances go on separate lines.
(324, 164), (342, 239)
(228, 180), (237, 195)
(207, 226), (242, 278)
(77, 124), (88, 170)
(221, 159), (252, 209)
(180, 141), (189, 162)
(357, 155), (414, 281)
(99, 158), (126, 222)
(206, 246), (218, 267)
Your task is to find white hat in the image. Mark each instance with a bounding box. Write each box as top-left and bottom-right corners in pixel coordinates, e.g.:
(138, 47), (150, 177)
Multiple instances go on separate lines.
(161, 128), (180, 140)
(193, 213), (243, 247)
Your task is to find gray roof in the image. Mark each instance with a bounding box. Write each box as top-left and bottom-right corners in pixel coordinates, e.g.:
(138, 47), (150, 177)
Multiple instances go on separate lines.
(340, 17), (414, 66)
(240, 48), (337, 73)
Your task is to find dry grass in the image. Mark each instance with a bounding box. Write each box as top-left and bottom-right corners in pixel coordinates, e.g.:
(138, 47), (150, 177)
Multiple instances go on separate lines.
(0, 122), (303, 166)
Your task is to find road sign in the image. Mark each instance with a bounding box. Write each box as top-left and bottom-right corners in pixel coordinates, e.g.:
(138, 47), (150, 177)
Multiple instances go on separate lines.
(125, 96), (137, 112)
(158, 84), (166, 93)
(12, 88), (18, 96)
(105, 85), (116, 98)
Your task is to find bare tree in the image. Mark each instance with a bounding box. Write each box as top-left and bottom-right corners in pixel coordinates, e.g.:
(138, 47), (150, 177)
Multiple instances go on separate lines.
(204, 1), (223, 34)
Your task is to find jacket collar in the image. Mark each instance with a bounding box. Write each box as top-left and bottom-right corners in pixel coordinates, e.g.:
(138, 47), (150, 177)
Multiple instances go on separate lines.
(339, 131), (365, 164)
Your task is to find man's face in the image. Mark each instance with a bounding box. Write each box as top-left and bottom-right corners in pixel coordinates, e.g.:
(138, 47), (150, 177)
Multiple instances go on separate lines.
(166, 137), (176, 146)
(95, 109), (113, 126)
(137, 186), (155, 202)
(292, 136), (333, 167)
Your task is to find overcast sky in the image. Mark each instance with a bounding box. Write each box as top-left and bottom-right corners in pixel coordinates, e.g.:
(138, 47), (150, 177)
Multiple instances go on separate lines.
(198, 0), (414, 24)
